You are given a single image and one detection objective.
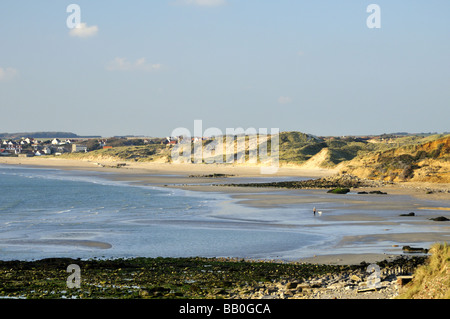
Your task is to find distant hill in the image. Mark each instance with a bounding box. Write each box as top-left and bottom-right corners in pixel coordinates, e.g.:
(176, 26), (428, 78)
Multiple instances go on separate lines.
(0, 132), (100, 139)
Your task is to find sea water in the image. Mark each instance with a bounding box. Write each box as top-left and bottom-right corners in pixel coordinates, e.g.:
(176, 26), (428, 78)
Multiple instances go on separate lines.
(0, 165), (327, 261)
(2, 165), (447, 261)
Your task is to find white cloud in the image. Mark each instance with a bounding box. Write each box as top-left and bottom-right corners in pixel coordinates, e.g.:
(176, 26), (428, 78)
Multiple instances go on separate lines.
(0, 67), (19, 81)
(106, 57), (162, 72)
(69, 23), (99, 38)
(175, 0), (227, 7)
(278, 96), (292, 104)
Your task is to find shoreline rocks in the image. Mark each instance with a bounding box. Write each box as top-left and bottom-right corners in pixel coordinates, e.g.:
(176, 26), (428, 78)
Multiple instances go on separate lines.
(220, 174), (387, 190)
(0, 255), (427, 300)
(229, 255), (426, 300)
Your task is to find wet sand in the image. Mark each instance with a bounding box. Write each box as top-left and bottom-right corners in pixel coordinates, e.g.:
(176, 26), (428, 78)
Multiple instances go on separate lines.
(1, 156), (449, 265)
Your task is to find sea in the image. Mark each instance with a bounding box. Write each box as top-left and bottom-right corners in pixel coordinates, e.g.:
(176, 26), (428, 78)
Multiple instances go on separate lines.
(0, 164), (447, 261)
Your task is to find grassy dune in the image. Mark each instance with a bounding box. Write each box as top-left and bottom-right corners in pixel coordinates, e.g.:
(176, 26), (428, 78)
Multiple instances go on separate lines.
(397, 242), (450, 299)
(58, 132), (450, 183)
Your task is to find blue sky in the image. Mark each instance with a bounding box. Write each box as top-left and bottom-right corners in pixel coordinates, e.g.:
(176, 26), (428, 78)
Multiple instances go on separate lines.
(0, 0), (449, 137)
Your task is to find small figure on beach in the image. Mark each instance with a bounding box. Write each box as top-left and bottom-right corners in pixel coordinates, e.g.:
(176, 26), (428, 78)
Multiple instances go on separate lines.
(313, 207), (316, 216)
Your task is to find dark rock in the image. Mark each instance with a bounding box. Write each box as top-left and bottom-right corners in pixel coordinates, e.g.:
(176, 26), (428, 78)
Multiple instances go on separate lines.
(429, 216), (449, 221)
(327, 188), (350, 194)
(286, 282), (297, 290)
(221, 174), (385, 190)
(400, 212), (415, 217)
(368, 190), (387, 195)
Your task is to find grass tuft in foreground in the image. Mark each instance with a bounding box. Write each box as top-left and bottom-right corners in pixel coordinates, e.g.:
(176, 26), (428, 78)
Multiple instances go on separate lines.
(397, 242), (449, 299)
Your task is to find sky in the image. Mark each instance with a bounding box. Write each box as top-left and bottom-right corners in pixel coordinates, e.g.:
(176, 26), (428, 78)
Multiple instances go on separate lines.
(0, 0), (449, 137)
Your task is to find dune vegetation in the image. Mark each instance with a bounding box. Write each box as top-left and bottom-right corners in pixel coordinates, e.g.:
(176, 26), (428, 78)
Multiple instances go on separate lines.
(397, 242), (450, 299)
(58, 132), (450, 183)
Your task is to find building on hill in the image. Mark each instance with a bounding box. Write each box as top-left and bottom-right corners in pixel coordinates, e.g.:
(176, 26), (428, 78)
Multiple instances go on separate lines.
(72, 144), (88, 153)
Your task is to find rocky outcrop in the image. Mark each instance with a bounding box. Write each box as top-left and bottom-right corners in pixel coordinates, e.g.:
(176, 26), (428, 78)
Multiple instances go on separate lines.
(222, 174), (387, 189)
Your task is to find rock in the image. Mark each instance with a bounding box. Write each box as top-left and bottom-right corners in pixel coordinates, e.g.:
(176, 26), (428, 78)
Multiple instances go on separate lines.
(400, 212), (415, 216)
(368, 190), (387, 195)
(297, 283), (311, 289)
(285, 282), (297, 290)
(327, 282), (345, 290)
(429, 216), (449, 221)
(327, 188), (350, 194)
(350, 275), (362, 282)
(402, 246), (429, 253)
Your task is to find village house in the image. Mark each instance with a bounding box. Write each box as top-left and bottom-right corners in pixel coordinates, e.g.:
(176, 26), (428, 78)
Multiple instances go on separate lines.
(72, 144), (87, 153)
(19, 137), (35, 145)
(162, 136), (178, 145)
(99, 139), (107, 147)
(3, 141), (22, 154)
(43, 146), (52, 155)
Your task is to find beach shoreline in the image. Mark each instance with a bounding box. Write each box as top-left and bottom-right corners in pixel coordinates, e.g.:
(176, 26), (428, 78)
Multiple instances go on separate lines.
(1, 156), (449, 266)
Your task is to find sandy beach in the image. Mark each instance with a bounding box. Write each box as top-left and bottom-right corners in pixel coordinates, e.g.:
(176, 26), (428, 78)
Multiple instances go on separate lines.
(1, 156), (449, 265)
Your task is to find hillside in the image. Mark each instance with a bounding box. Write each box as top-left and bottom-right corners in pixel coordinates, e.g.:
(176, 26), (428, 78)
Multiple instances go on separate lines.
(339, 135), (450, 183)
(60, 132), (378, 166)
(58, 132), (449, 181)
(63, 144), (171, 163)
